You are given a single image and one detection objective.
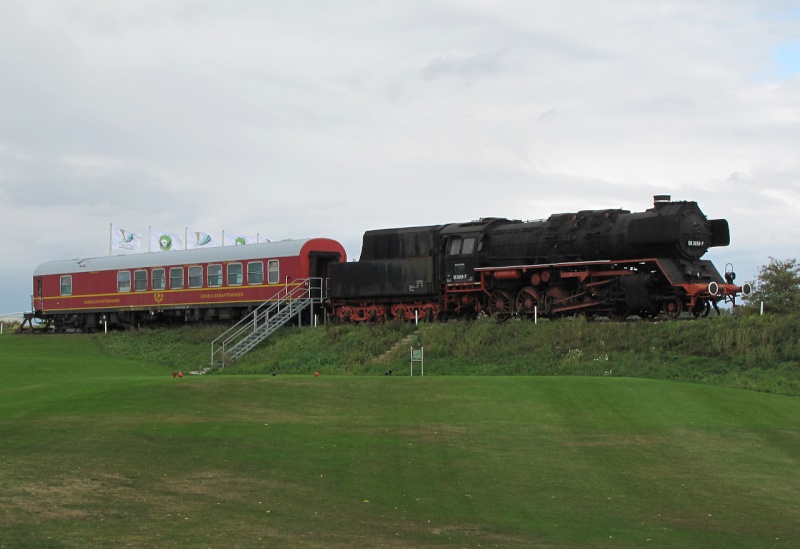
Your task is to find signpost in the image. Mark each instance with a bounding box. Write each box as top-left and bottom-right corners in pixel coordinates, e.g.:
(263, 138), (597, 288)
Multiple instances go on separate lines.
(410, 334), (423, 376)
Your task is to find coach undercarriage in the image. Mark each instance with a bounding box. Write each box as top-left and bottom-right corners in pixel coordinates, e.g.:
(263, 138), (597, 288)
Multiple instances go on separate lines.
(40, 305), (258, 332)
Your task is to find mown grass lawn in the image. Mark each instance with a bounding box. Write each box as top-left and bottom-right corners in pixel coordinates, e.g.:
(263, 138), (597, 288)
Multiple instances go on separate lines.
(1, 334), (799, 548)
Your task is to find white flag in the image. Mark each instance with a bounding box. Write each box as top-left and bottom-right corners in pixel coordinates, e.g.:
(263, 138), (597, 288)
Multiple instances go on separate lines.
(150, 229), (184, 252)
(224, 232), (256, 246)
(187, 228), (216, 249)
(111, 225), (142, 251)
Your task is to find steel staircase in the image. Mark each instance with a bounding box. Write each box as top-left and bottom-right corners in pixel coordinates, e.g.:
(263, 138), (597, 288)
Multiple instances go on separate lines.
(210, 277), (325, 367)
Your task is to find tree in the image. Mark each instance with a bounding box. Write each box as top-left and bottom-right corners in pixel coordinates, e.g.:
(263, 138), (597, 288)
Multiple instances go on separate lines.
(743, 257), (800, 314)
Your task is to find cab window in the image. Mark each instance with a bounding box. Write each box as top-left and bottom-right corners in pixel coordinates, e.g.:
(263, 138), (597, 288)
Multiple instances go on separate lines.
(449, 238), (462, 256)
(462, 237), (475, 255)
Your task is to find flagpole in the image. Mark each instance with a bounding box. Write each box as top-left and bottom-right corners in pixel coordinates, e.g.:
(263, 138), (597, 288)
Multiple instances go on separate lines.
(109, 223), (113, 256)
(148, 226), (151, 253)
(222, 230), (225, 247)
(185, 227), (188, 250)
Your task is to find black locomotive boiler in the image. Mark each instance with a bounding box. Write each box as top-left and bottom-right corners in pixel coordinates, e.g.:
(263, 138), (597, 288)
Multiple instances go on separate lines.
(328, 196), (751, 322)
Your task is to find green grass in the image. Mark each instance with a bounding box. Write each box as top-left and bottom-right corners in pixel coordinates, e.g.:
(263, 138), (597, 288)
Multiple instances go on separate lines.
(2, 335), (800, 547)
(98, 314), (800, 396)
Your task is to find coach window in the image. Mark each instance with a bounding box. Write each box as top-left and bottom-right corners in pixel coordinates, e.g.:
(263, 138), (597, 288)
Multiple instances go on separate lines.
(60, 275), (72, 296)
(268, 260), (279, 284)
(228, 263), (243, 286)
(152, 268), (166, 290)
(208, 264), (222, 287)
(189, 266), (203, 288)
(118, 271), (131, 292)
(134, 270), (148, 292)
(449, 238), (462, 256)
(248, 261), (263, 285)
(170, 267), (184, 289)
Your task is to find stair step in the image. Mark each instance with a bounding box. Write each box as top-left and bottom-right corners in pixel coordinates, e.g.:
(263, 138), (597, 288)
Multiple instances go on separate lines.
(210, 279), (325, 367)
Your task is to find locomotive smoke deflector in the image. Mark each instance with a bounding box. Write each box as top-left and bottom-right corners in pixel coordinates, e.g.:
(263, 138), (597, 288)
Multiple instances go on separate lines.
(708, 219), (731, 247)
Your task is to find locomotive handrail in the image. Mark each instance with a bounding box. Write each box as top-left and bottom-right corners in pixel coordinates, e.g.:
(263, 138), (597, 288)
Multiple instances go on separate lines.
(210, 277), (325, 367)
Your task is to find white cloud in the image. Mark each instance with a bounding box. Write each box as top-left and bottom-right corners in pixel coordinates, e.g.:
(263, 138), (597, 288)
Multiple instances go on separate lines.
(1, 0), (799, 313)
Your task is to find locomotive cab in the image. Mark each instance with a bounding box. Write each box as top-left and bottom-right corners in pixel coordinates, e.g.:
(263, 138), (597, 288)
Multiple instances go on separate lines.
(440, 219), (508, 286)
(441, 228), (480, 285)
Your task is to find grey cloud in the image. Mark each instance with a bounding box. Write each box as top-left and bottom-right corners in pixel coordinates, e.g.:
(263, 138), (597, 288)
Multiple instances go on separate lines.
(420, 51), (505, 80)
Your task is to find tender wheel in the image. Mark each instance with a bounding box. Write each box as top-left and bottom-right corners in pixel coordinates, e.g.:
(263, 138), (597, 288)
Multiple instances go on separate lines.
(515, 287), (540, 317)
(391, 304), (409, 320)
(489, 290), (513, 318)
(662, 295), (683, 319)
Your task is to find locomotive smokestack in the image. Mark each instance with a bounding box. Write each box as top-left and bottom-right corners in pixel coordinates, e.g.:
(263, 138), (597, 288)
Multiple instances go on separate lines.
(654, 195), (671, 207)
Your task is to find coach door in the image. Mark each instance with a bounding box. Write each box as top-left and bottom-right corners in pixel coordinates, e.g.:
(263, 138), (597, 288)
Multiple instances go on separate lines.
(309, 252), (342, 280)
(34, 276), (43, 313)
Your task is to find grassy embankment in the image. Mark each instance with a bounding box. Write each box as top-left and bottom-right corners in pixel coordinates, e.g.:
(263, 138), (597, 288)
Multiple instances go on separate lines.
(97, 313), (800, 396)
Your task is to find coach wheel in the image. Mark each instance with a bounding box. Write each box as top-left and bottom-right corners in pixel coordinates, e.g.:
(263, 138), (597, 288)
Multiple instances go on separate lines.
(515, 287), (540, 318)
(691, 300), (711, 318)
(662, 296), (683, 319)
(489, 290), (513, 319)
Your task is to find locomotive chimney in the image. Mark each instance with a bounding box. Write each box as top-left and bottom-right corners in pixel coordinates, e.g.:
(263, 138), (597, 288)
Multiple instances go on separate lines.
(653, 195), (671, 207)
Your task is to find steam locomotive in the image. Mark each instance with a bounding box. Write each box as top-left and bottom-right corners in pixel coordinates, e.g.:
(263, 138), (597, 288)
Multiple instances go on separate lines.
(327, 195), (750, 321)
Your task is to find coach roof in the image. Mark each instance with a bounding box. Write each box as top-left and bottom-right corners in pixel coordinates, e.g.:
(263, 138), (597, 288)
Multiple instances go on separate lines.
(33, 238), (327, 276)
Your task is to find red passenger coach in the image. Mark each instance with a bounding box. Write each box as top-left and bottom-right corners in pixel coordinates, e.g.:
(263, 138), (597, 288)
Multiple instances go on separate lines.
(32, 238), (346, 331)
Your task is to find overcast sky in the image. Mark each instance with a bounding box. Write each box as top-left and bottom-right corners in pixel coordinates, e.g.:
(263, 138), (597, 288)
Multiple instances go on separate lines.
(1, 1), (799, 316)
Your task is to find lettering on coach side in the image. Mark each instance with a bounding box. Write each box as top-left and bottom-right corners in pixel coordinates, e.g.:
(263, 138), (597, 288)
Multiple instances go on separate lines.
(83, 298), (121, 306)
(200, 292), (246, 299)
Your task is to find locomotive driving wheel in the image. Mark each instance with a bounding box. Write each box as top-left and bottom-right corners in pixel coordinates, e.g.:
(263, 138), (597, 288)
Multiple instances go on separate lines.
(662, 295), (683, 319)
(489, 290), (513, 319)
(543, 286), (570, 316)
(691, 300), (711, 318)
(515, 286), (540, 318)
(609, 304), (630, 321)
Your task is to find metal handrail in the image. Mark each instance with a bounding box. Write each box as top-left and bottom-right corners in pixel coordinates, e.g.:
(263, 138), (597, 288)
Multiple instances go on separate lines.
(210, 277), (325, 367)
